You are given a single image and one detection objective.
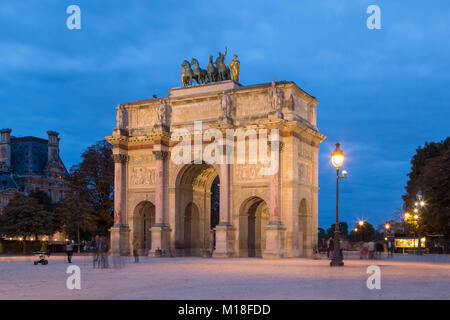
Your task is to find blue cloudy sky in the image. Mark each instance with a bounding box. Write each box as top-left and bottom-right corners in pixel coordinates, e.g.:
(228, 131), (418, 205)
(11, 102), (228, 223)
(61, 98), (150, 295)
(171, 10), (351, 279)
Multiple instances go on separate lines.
(1, 0), (449, 229)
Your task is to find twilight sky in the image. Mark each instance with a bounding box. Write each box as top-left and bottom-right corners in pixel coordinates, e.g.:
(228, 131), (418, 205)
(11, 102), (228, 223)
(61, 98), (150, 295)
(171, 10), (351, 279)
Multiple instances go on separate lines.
(1, 0), (449, 229)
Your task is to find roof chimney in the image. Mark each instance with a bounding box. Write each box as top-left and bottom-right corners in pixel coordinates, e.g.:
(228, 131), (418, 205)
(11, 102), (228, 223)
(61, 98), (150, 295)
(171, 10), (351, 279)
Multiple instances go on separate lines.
(47, 130), (60, 162)
(0, 128), (12, 168)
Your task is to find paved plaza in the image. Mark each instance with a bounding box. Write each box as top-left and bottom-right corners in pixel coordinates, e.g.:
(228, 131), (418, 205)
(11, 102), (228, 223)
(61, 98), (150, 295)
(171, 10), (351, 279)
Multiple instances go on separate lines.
(0, 254), (449, 300)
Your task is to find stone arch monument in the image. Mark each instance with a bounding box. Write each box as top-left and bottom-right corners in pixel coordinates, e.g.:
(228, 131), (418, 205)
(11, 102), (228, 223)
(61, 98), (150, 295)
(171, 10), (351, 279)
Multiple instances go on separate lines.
(106, 79), (325, 258)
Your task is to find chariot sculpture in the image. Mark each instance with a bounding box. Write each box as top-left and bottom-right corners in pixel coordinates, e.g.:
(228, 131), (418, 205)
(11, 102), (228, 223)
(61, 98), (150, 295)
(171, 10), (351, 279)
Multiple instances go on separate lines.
(181, 47), (240, 87)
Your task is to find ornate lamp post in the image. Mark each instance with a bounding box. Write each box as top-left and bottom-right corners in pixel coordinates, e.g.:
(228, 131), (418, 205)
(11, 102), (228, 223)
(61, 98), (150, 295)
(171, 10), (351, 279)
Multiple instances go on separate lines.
(330, 143), (347, 267)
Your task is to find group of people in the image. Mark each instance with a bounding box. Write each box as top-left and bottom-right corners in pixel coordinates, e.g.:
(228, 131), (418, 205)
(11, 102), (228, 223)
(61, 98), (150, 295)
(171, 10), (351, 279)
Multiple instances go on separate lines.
(65, 235), (109, 268)
(319, 237), (395, 260)
(360, 240), (391, 259)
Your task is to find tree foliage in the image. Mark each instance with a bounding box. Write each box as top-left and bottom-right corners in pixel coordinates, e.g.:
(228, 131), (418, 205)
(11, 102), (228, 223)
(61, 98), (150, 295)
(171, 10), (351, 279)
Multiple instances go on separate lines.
(326, 222), (348, 238)
(349, 222), (376, 242)
(0, 193), (55, 239)
(55, 194), (97, 248)
(63, 140), (114, 236)
(402, 137), (450, 237)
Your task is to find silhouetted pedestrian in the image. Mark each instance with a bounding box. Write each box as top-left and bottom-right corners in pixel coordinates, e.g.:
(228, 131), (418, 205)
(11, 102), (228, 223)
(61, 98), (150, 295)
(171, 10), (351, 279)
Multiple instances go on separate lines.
(66, 241), (73, 263)
(133, 237), (140, 263)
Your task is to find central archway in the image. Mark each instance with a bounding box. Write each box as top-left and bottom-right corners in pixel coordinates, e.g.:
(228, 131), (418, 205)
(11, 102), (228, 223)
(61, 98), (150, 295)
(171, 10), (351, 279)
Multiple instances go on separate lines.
(175, 163), (219, 256)
(239, 196), (269, 257)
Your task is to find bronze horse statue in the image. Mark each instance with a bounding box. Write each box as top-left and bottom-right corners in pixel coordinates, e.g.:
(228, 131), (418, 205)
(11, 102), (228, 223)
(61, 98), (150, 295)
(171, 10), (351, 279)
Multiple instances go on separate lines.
(191, 58), (207, 85)
(181, 60), (193, 87)
(181, 47), (233, 86)
(206, 56), (218, 83)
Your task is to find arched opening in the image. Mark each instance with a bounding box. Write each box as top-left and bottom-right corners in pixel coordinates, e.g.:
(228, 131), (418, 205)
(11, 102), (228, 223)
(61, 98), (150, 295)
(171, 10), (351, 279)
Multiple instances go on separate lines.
(133, 201), (155, 255)
(184, 202), (200, 256)
(298, 199), (308, 257)
(239, 197), (269, 257)
(175, 163), (219, 256)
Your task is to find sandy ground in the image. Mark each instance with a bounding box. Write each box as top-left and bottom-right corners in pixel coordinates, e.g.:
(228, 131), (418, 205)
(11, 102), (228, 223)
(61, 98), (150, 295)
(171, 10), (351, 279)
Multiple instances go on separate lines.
(0, 253), (448, 300)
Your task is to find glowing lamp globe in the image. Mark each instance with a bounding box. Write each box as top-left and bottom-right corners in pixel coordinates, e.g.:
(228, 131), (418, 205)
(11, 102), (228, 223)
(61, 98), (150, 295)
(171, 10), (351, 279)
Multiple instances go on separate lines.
(331, 143), (345, 168)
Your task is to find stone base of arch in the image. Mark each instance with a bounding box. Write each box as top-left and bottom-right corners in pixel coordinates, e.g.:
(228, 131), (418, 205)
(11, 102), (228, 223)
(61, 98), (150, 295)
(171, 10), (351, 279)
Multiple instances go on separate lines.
(110, 224), (131, 256)
(262, 223), (286, 258)
(213, 224), (236, 258)
(149, 224), (171, 256)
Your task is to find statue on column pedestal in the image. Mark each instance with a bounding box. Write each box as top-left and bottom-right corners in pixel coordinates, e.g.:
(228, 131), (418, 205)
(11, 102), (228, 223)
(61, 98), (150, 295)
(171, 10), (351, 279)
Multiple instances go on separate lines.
(268, 79), (284, 119)
(220, 91), (232, 124)
(156, 98), (171, 130)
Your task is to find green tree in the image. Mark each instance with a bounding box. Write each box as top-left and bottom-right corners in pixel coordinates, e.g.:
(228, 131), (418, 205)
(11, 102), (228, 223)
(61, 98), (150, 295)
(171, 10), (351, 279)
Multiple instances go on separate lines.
(402, 137), (450, 238)
(55, 193), (97, 252)
(326, 222), (348, 238)
(0, 194), (55, 249)
(318, 227), (326, 239)
(68, 140), (114, 235)
(349, 222), (375, 242)
(29, 190), (54, 212)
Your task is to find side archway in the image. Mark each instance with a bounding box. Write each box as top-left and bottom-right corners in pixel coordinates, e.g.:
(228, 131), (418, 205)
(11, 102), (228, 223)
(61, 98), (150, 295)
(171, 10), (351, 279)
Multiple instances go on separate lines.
(298, 199), (309, 257)
(132, 201), (155, 255)
(239, 196), (269, 257)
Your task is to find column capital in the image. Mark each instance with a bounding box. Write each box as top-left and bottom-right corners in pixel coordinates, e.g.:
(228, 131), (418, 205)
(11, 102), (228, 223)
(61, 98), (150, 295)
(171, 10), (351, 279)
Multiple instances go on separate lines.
(152, 150), (169, 160)
(112, 154), (129, 164)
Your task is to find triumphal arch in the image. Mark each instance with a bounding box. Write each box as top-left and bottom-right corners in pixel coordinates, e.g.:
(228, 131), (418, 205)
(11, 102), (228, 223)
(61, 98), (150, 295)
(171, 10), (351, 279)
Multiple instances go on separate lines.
(106, 76), (325, 258)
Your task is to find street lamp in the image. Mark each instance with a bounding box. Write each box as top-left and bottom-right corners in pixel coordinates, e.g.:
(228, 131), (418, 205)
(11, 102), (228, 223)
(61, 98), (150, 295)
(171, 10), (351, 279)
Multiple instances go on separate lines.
(415, 190), (425, 255)
(359, 220), (364, 227)
(330, 143), (347, 267)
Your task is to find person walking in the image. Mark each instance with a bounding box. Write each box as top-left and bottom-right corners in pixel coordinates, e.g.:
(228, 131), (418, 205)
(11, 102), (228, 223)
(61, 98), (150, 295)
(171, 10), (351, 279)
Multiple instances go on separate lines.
(91, 235), (102, 268)
(376, 241), (384, 259)
(387, 240), (394, 257)
(100, 236), (109, 268)
(368, 240), (376, 259)
(360, 242), (368, 259)
(133, 237), (140, 263)
(327, 237), (334, 259)
(65, 240), (74, 263)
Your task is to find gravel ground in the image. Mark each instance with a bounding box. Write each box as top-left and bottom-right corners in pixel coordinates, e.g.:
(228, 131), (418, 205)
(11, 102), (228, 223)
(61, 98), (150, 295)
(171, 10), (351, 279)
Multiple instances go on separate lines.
(0, 253), (448, 300)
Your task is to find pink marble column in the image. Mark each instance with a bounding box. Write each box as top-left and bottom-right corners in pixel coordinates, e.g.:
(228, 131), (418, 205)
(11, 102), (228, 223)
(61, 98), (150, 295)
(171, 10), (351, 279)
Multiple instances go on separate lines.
(152, 150), (168, 225)
(113, 154), (128, 225)
(219, 145), (230, 224)
(268, 141), (283, 224)
(269, 170), (279, 223)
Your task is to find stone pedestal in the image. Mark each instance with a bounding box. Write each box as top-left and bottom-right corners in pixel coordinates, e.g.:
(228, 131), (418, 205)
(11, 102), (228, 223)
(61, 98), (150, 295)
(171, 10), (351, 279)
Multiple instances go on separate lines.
(262, 223), (286, 258)
(149, 224), (171, 256)
(213, 224), (235, 257)
(110, 224), (130, 256)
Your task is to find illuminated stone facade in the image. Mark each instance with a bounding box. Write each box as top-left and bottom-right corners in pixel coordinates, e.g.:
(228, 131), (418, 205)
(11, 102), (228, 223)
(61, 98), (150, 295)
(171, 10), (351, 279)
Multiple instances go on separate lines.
(106, 80), (325, 258)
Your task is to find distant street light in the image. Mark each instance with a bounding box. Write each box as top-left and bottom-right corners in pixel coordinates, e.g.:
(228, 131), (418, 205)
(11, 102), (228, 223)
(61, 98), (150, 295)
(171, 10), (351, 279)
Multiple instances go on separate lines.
(415, 190), (425, 255)
(330, 143), (347, 267)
